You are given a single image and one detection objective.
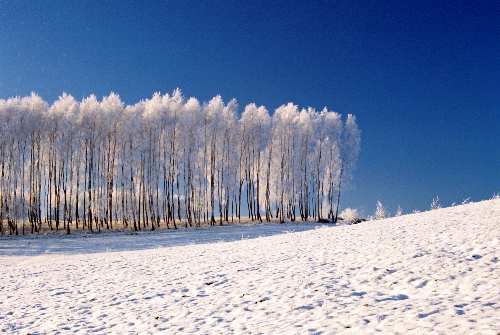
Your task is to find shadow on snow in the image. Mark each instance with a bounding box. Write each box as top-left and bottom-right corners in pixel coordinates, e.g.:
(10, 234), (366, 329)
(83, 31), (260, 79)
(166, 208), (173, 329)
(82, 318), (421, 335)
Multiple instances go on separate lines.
(0, 222), (326, 256)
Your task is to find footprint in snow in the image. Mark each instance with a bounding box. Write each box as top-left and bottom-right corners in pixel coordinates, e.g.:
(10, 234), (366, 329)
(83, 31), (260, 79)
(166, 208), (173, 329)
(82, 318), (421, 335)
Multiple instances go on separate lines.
(415, 280), (428, 288)
(294, 304), (314, 310)
(375, 294), (409, 302)
(418, 309), (439, 319)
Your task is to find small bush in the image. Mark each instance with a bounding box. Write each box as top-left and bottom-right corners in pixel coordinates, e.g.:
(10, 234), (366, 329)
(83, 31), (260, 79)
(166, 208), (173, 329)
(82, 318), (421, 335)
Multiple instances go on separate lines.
(431, 196), (441, 210)
(340, 208), (360, 224)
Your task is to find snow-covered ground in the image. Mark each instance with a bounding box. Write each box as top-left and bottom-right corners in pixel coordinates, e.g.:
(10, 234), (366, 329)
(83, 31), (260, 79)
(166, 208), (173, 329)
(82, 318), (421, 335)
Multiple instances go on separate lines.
(1, 200), (499, 334)
(0, 222), (320, 256)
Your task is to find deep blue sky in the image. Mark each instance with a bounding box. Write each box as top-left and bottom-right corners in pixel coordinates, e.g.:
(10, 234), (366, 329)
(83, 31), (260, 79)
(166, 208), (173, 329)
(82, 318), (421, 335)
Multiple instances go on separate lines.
(1, 0), (498, 215)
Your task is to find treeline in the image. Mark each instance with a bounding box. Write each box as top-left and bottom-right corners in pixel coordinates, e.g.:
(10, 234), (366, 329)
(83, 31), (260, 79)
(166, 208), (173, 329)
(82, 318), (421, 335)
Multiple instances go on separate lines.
(0, 89), (360, 235)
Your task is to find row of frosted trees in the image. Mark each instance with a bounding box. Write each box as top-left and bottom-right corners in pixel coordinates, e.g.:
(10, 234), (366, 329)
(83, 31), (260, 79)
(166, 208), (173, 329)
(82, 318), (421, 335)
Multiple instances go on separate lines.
(0, 89), (360, 235)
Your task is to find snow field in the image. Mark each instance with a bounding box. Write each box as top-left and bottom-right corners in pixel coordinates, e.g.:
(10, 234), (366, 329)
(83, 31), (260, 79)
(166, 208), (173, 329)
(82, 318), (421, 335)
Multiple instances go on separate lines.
(1, 199), (499, 334)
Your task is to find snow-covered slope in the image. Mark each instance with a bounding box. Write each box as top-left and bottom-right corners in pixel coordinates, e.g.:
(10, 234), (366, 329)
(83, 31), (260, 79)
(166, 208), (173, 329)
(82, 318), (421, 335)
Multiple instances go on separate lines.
(1, 200), (499, 334)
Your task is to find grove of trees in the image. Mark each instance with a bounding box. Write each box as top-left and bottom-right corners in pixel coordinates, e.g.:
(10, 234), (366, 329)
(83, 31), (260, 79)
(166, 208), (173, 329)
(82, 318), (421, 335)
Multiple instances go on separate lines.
(0, 89), (360, 234)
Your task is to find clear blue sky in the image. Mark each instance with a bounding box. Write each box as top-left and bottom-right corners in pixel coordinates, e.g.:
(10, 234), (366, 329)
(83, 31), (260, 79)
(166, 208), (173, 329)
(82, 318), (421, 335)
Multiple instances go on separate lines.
(1, 0), (498, 215)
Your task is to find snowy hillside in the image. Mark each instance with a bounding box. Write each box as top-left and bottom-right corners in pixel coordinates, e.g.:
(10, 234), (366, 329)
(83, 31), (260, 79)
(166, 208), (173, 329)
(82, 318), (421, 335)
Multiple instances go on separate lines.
(1, 199), (499, 334)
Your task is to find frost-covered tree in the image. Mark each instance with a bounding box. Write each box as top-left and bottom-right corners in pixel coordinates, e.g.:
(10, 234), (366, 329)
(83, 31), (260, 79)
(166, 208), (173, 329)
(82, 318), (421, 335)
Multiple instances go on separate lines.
(240, 103), (271, 222)
(0, 89), (361, 234)
(374, 201), (386, 220)
(395, 206), (403, 217)
(333, 114), (360, 223)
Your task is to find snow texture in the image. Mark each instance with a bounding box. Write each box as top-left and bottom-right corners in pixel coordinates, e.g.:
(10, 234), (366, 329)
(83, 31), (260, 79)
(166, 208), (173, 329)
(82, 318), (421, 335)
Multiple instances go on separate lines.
(1, 199), (499, 334)
(0, 223), (319, 256)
